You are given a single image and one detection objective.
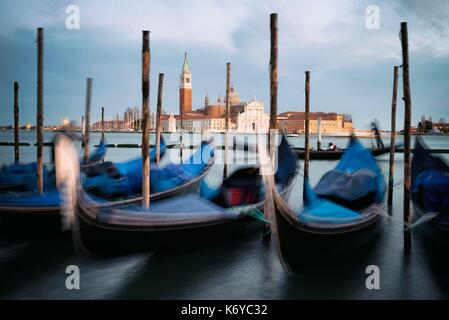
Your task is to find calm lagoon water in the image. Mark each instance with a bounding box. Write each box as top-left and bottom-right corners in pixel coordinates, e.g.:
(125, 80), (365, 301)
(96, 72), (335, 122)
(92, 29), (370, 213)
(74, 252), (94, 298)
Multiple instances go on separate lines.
(0, 131), (448, 299)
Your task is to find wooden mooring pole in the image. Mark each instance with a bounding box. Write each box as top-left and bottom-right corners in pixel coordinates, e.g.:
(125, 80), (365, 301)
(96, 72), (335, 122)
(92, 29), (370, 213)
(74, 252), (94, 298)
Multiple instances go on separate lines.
(156, 73), (164, 165)
(400, 22), (412, 249)
(83, 78), (93, 163)
(141, 30), (151, 209)
(36, 27), (44, 194)
(317, 117), (322, 151)
(303, 71), (311, 201)
(268, 12), (278, 165)
(269, 13), (278, 143)
(263, 12), (278, 236)
(180, 53), (184, 162)
(14, 81), (19, 163)
(101, 106), (105, 140)
(224, 62), (231, 179)
(388, 66), (399, 210)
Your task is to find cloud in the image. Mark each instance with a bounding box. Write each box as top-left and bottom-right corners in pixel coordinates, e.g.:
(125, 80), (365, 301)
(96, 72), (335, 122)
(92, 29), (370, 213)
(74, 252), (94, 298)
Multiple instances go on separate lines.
(240, 0), (448, 69)
(1, 0), (449, 62)
(0, 0), (448, 128)
(0, 0), (251, 51)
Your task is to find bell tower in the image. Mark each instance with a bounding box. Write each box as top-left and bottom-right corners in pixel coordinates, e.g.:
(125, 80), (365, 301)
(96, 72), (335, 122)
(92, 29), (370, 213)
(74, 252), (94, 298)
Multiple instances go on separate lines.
(179, 52), (192, 115)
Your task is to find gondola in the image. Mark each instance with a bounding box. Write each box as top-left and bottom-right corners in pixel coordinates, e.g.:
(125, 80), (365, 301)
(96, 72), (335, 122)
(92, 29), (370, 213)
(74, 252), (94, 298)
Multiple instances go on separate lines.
(0, 137), (108, 193)
(267, 137), (386, 272)
(0, 135), (206, 236)
(58, 134), (298, 255)
(0, 136), (168, 193)
(294, 144), (395, 160)
(411, 137), (449, 243)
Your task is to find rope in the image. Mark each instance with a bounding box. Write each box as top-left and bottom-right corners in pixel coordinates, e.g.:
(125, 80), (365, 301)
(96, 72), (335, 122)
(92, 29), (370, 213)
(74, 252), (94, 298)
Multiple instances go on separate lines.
(393, 179), (403, 189)
(404, 211), (439, 232)
(381, 175), (403, 189)
(238, 205), (270, 224)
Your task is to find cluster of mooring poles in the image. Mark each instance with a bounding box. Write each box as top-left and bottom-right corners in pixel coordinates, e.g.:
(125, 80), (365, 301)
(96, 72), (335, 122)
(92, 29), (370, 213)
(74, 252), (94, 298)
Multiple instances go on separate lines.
(10, 17), (412, 247)
(258, 15), (413, 248)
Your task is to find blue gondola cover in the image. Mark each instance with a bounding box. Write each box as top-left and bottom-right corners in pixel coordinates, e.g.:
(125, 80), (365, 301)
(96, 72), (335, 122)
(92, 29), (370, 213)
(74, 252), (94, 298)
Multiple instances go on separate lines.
(298, 138), (385, 224)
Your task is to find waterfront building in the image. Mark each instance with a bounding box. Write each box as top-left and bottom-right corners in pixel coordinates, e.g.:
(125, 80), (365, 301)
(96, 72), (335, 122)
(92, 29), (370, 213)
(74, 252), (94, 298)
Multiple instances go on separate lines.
(176, 114), (225, 133)
(173, 54), (270, 133)
(148, 112), (178, 132)
(232, 98), (270, 133)
(91, 119), (126, 131)
(174, 90), (268, 133)
(204, 95), (225, 118)
(277, 111), (353, 134)
(123, 107), (140, 131)
(432, 122), (449, 134)
(163, 114), (177, 132)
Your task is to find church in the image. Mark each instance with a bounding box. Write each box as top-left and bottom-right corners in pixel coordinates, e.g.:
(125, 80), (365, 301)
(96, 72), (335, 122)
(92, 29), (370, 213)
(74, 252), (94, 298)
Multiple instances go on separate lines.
(175, 53), (270, 133)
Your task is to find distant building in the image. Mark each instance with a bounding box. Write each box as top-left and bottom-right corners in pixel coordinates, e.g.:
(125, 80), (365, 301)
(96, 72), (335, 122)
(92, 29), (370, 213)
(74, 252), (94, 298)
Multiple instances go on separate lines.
(150, 113), (177, 132)
(400, 126), (418, 135)
(204, 94), (225, 118)
(433, 122), (449, 133)
(231, 98), (270, 133)
(64, 120), (78, 130)
(179, 52), (192, 115)
(168, 54), (268, 133)
(176, 113), (225, 133)
(163, 114), (177, 132)
(91, 119), (126, 131)
(123, 107), (141, 131)
(277, 111), (353, 134)
(175, 56), (269, 133)
(174, 89), (269, 133)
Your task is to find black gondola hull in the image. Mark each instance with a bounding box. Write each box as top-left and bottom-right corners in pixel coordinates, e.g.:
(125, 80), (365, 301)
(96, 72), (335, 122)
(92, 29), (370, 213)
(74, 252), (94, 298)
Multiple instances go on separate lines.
(75, 215), (263, 255)
(271, 194), (382, 272)
(74, 178), (295, 256)
(413, 203), (449, 245)
(0, 208), (65, 240)
(294, 146), (392, 160)
(411, 137), (449, 245)
(0, 163), (207, 240)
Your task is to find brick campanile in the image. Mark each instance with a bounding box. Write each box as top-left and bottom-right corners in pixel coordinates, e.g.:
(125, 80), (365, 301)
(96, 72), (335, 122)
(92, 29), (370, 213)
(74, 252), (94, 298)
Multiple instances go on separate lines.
(179, 52), (192, 115)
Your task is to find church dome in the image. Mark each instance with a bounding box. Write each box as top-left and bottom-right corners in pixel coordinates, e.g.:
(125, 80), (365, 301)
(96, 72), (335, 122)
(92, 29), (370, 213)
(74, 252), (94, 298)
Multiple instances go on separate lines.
(229, 84), (240, 105)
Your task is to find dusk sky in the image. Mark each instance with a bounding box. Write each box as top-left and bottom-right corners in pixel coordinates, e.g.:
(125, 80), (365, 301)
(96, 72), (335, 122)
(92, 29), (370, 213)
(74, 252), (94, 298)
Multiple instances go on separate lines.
(0, 0), (448, 130)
